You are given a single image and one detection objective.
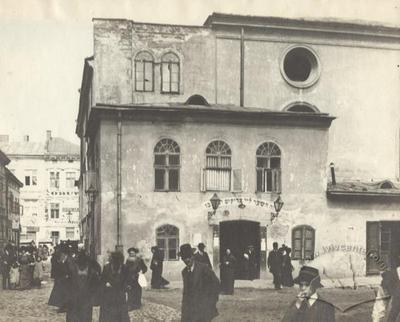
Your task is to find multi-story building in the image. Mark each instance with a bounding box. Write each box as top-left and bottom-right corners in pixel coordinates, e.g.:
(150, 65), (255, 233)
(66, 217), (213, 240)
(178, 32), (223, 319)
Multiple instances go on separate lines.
(76, 13), (400, 280)
(0, 131), (80, 246)
(0, 148), (23, 248)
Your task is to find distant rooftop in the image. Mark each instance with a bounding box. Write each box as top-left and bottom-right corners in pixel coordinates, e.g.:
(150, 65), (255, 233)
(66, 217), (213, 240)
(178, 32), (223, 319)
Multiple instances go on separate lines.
(0, 131), (79, 157)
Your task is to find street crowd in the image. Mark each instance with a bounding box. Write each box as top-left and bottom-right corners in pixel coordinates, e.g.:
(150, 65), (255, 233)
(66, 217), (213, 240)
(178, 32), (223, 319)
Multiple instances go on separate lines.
(1, 240), (50, 291)
(1, 239), (400, 321)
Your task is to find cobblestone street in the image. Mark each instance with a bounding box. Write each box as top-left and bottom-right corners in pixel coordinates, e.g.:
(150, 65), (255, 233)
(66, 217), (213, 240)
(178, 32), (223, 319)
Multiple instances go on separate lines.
(0, 278), (379, 322)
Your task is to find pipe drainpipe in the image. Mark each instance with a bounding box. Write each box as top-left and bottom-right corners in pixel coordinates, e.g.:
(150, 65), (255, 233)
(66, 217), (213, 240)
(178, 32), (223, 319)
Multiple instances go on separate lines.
(329, 162), (336, 185)
(240, 27), (245, 107)
(116, 112), (123, 252)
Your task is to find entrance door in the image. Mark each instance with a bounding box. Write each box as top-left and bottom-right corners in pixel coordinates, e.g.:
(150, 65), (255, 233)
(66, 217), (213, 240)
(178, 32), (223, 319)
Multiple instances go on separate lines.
(220, 220), (260, 280)
(366, 221), (400, 274)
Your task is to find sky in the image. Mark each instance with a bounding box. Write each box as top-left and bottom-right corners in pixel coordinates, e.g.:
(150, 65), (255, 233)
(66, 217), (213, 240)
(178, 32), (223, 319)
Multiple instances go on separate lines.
(0, 0), (399, 144)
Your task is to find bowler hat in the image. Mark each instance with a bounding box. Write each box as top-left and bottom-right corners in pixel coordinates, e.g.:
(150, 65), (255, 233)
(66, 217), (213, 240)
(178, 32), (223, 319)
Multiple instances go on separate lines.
(293, 266), (323, 288)
(127, 247), (139, 254)
(179, 244), (194, 260)
(197, 242), (206, 250)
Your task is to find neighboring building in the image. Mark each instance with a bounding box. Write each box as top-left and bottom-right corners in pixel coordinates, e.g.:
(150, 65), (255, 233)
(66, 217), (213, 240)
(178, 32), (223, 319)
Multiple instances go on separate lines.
(5, 168), (23, 246)
(0, 132), (80, 246)
(76, 13), (400, 280)
(0, 149), (23, 248)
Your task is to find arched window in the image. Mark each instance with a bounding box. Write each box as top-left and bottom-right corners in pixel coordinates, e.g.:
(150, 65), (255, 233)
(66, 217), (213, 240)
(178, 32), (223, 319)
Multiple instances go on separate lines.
(156, 224), (179, 261)
(292, 225), (315, 260)
(161, 52), (180, 93)
(135, 51), (154, 92)
(185, 94), (209, 106)
(256, 142), (281, 192)
(154, 139), (180, 191)
(205, 141), (232, 191)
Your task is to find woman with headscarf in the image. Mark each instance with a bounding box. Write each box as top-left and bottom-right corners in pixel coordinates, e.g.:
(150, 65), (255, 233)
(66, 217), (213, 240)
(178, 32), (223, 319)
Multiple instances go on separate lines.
(99, 251), (129, 322)
(125, 247), (147, 310)
(220, 248), (236, 295)
(66, 250), (101, 322)
(150, 246), (168, 289)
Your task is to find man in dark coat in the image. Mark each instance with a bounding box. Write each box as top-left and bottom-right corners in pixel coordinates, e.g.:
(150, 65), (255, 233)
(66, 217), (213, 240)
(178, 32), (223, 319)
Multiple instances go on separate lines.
(180, 243), (220, 322)
(194, 243), (212, 269)
(268, 242), (283, 289)
(282, 266), (335, 322)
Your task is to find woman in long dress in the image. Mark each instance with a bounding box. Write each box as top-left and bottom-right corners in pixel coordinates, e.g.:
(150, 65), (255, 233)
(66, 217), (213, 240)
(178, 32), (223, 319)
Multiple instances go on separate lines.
(125, 247), (147, 310)
(220, 249), (236, 295)
(19, 248), (32, 290)
(150, 246), (168, 289)
(281, 247), (294, 287)
(99, 251), (129, 322)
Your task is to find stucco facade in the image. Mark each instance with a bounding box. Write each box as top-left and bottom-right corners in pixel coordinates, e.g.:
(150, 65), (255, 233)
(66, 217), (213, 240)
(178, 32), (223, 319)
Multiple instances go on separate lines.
(77, 13), (400, 281)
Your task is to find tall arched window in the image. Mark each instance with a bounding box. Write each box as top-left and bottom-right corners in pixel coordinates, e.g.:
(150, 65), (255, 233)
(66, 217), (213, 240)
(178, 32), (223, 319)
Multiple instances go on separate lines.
(256, 142), (281, 192)
(156, 224), (179, 260)
(154, 139), (180, 191)
(292, 225), (315, 260)
(135, 51), (154, 92)
(161, 52), (180, 93)
(205, 140), (232, 191)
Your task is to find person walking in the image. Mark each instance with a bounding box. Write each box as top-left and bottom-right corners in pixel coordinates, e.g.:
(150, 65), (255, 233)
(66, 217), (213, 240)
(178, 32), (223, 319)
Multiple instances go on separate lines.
(150, 246), (168, 289)
(33, 256), (45, 288)
(99, 251), (130, 322)
(268, 242), (283, 290)
(194, 243), (212, 269)
(66, 250), (101, 322)
(281, 266), (335, 322)
(220, 248), (236, 295)
(179, 243), (220, 322)
(281, 247), (294, 287)
(125, 247), (147, 310)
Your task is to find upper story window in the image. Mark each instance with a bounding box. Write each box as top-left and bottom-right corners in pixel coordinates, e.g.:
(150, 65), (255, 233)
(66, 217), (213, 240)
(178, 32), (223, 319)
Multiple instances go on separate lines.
(161, 52), (180, 94)
(156, 224), (179, 261)
(154, 139), (180, 191)
(50, 171), (60, 189)
(204, 141), (232, 191)
(25, 170), (37, 186)
(135, 51), (154, 92)
(66, 172), (76, 189)
(50, 203), (60, 219)
(292, 225), (315, 260)
(256, 142), (281, 193)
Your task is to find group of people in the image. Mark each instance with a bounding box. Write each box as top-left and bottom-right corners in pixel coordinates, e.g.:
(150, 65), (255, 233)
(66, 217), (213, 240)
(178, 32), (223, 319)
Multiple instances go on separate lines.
(268, 242), (294, 290)
(1, 240), (47, 290)
(47, 244), (170, 322)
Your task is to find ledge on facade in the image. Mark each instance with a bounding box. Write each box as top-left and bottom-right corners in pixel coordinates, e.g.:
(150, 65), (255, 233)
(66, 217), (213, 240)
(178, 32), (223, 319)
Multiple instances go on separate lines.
(85, 102), (335, 136)
(327, 180), (400, 199)
(204, 12), (400, 39)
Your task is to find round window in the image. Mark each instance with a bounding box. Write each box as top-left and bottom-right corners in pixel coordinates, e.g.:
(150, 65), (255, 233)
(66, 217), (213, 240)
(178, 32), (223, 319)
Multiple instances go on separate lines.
(280, 45), (320, 88)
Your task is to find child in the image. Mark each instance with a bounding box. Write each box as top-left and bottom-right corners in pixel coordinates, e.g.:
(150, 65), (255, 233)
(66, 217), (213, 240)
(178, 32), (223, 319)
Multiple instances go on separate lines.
(9, 262), (20, 290)
(33, 256), (44, 288)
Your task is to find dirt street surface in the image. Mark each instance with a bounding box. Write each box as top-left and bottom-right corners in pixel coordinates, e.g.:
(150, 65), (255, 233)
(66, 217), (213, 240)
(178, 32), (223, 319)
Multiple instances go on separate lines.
(0, 282), (378, 322)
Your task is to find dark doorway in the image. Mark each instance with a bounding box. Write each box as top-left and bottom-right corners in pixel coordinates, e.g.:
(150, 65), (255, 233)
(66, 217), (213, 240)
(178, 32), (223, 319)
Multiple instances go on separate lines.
(220, 220), (260, 280)
(366, 221), (400, 274)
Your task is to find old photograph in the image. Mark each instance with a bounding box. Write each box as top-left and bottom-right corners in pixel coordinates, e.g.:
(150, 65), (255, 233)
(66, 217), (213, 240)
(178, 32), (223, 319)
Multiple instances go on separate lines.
(0, 0), (399, 321)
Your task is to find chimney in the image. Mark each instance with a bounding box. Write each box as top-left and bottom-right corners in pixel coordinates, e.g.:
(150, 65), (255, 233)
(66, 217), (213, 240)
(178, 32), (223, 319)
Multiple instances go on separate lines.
(23, 135), (29, 142)
(329, 162), (336, 185)
(0, 135), (9, 143)
(46, 130), (52, 141)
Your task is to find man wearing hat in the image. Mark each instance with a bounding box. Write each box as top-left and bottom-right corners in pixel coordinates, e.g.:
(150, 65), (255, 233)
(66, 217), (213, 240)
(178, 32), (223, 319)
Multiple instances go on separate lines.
(194, 243), (212, 269)
(281, 266), (335, 322)
(179, 244), (220, 322)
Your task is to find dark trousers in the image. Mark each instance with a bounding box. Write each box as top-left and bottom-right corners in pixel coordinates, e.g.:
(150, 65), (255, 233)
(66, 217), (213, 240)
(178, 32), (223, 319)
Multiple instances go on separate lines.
(2, 270), (10, 289)
(271, 270), (281, 289)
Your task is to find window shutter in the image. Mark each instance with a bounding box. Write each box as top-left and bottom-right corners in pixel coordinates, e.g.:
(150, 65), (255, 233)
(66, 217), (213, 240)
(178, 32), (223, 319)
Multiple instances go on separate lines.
(200, 168), (206, 192)
(292, 228), (303, 260)
(366, 221), (380, 274)
(304, 227), (315, 260)
(231, 169), (243, 192)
